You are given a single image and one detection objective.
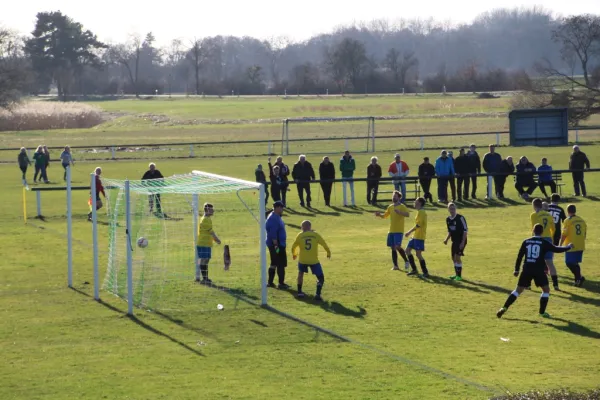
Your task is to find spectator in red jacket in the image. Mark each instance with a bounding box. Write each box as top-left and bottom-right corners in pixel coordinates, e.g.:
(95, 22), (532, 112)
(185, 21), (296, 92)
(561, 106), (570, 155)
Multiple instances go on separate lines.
(388, 153), (410, 203)
(88, 166), (106, 221)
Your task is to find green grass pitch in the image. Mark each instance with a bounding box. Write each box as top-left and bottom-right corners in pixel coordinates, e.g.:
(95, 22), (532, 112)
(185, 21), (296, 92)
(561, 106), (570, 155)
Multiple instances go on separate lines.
(1, 97), (600, 399)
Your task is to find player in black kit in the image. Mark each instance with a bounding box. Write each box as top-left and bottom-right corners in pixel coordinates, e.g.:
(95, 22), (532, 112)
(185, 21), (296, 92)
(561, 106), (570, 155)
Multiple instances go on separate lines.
(547, 193), (567, 245)
(443, 203), (468, 281)
(496, 224), (572, 319)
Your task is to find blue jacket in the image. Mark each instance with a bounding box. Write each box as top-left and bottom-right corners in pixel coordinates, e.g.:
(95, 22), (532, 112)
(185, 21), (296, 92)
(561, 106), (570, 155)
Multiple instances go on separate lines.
(435, 156), (455, 178)
(266, 212), (286, 247)
(537, 164), (553, 183)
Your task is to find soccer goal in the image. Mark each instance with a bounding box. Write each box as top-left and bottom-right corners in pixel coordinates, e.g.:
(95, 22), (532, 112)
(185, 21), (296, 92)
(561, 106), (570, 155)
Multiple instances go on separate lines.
(281, 116), (376, 155)
(99, 171), (267, 315)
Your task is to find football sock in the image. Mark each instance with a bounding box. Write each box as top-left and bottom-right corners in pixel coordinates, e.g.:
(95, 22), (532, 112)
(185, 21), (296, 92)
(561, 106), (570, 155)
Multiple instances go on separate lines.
(397, 248), (408, 263)
(316, 275), (325, 296)
(573, 264), (582, 280)
(456, 263), (463, 277)
(297, 284), (303, 293)
(391, 251), (398, 266)
(503, 290), (519, 309)
(268, 267), (276, 284)
(407, 255), (418, 272)
(419, 258), (428, 274)
(540, 292), (550, 314)
(277, 265), (286, 284)
(200, 265), (208, 280)
(195, 264), (201, 280)
(566, 263), (577, 278)
(551, 275), (559, 287)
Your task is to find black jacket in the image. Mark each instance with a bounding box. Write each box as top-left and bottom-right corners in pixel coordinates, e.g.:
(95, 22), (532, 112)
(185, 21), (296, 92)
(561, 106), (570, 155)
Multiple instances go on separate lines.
(367, 164), (382, 181)
(569, 151), (590, 170)
(454, 155), (471, 176)
(467, 151), (481, 173)
(319, 162), (335, 181)
(292, 161), (315, 182)
(499, 160), (515, 175)
(142, 169), (164, 180)
(516, 162), (536, 185)
(483, 152), (502, 172)
(418, 163), (435, 180)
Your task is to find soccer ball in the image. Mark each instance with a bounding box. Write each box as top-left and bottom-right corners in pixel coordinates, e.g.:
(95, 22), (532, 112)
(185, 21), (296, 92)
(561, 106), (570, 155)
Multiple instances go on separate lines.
(137, 237), (148, 248)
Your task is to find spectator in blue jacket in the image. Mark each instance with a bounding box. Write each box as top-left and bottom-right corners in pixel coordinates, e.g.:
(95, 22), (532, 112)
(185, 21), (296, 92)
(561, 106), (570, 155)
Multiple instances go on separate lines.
(482, 144), (502, 198)
(537, 157), (556, 198)
(435, 150), (455, 203)
(265, 201), (289, 289)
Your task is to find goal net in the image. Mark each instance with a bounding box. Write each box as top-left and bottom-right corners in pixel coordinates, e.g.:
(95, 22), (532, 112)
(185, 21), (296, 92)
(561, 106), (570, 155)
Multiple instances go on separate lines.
(281, 116), (375, 156)
(101, 171), (267, 314)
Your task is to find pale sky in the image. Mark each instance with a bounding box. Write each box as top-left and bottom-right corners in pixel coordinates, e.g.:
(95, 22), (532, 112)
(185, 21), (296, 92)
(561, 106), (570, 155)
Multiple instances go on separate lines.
(2, 0), (598, 46)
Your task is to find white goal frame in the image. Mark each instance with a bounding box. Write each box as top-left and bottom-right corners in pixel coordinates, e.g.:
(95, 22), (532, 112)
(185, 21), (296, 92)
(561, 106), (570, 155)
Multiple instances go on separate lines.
(72, 170), (268, 316)
(281, 116), (376, 155)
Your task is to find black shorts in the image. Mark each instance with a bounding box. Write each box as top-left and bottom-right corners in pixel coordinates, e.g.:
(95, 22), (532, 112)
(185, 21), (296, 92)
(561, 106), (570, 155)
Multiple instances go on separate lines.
(451, 240), (466, 257)
(268, 245), (287, 268)
(518, 269), (549, 288)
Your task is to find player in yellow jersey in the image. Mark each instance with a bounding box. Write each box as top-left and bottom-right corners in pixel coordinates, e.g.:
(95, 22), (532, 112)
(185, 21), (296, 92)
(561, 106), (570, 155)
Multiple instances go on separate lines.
(375, 191), (410, 271)
(196, 203), (221, 285)
(404, 197), (429, 277)
(530, 198), (560, 290)
(292, 220), (331, 301)
(560, 204), (587, 287)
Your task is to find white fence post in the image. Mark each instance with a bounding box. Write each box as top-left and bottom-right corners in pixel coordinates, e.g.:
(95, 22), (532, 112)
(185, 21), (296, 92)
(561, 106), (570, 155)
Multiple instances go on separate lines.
(67, 166), (73, 288)
(345, 138), (349, 151)
(420, 136), (424, 151)
(487, 175), (494, 199)
(189, 144), (195, 157)
(575, 129), (579, 144)
(111, 147), (116, 159)
(36, 190), (42, 217)
(496, 133), (500, 146)
(91, 173), (99, 301)
(125, 180), (133, 316)
(268, 141), (272, 155)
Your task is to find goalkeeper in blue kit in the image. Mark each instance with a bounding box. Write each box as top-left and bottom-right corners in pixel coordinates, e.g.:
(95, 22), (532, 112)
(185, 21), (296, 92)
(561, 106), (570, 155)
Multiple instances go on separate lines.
(292, 220), (331, 301)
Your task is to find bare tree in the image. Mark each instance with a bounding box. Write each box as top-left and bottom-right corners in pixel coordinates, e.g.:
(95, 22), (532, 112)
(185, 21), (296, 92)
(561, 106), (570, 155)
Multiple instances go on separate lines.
(384, 48), (419, 90)
(528, 14), (600, 125)
(108, 34), (142, 97)
(325, 38), (367, 93)
(187, 38), (207, 95)
(264, 36), (290, 89)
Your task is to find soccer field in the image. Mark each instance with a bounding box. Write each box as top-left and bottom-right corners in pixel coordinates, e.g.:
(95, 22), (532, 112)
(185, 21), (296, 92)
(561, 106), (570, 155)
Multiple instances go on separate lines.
(1, 141), (600, 399)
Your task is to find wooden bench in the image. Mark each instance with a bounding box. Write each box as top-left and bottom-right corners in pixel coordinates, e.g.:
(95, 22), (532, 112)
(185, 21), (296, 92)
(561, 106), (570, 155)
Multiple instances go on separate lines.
(376, 179), (421, 202)
(513, 171), (565, 197)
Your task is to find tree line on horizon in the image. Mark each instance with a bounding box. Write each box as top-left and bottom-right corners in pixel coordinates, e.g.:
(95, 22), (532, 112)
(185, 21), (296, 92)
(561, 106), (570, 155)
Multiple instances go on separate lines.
(0, 8), (598, 123)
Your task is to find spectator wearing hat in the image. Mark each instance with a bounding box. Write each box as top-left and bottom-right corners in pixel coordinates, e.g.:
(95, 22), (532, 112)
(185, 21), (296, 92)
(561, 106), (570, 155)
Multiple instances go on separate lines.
(265, 201), (289, 289)
(569, 145), (590, 196)
(388, 153), (410, 203)
(418, 157), (435, 203)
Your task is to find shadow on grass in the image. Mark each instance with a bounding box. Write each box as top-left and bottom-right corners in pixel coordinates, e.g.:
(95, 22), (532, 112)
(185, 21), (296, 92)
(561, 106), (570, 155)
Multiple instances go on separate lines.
(504, 317), (600, 340)
(461, 279), (512, 295)
(329, 206), (364, 215)
(585, 195), (600, 202)
(557, 288), (600, 308)
(278, 286), (367, 318)
(69, 287), (204, 357)
(423, 275), (489, 294)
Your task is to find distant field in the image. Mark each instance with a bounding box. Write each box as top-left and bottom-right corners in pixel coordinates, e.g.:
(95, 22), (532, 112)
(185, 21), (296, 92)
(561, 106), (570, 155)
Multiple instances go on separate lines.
(2, 145), (600, 399)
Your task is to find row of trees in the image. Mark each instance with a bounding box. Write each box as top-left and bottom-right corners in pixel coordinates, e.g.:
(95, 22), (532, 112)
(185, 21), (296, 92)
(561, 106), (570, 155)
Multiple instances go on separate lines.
(0, 9), (599, 122)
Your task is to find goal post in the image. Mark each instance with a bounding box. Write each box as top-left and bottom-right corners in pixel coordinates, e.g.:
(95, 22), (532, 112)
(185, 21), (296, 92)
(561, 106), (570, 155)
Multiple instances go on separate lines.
(99, 170), (267, 316)
(281, 116), (376, 156)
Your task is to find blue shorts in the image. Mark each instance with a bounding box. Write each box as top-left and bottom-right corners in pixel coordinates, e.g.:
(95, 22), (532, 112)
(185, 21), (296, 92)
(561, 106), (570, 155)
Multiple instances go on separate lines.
(407, 239), (425, 251)
(298, 263), (323, 276)
(387, 233), (404, 248)
(543, 238), (553, 260)
(565, 251), (583, 264)
(196, 246), (212, 260)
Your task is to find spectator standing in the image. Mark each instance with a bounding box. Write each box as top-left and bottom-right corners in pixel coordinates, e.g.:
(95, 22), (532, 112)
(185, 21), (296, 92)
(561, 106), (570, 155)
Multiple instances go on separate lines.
(482, 144), (502, 198)
(467, 144), (481, 199)
(292, 155), (315, 207)
(388, 153), (410, 203)
(496, 156), (515, 198)
(435, 150), (455, 203)
(255, 164), (269, 204)
(318, 156), (335, 207)
(60, 145), (75, 181)
(454, 148), (471, 201)
(18, 147), (31, 183)
(340, 150), (356, 206)
(269, 164), (284, 202)
(43, 145), (50, 181)
(569, 145), (590, 196)
(537, 158), (557, 198)
(515, 156), (538, 199)
(88, 167), (106, 221)
(33, 145), (48, 183)
(269, 157), (289, 206)
(142, 162), (165, 215)
(367, 156), (382, 205)
(418, 157), (435, 203)
(447, 151), (457, 201)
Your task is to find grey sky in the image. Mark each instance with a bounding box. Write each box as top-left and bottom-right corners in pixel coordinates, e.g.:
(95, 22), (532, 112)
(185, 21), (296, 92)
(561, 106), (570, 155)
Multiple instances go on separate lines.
(2, 0), (597, 46)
